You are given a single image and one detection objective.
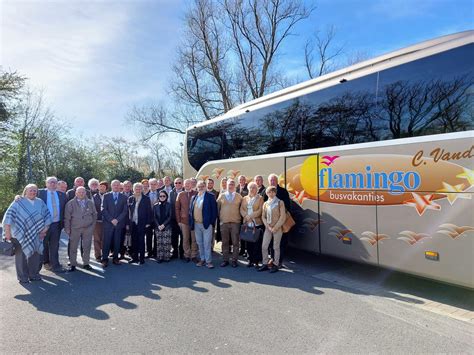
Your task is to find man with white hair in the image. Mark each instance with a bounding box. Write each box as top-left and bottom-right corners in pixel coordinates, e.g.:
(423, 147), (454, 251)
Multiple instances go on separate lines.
(88, 178), (100, 198)
(38, 176), (67, 272)
(57, 180), (68, 193)
(66, 177), (92, 201)
(64, 187), (97, 271)
(101, 180), (128, 267)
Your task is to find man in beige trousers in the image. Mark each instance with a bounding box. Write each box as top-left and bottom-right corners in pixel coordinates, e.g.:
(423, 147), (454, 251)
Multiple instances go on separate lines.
(175, 179), (198, 263)
(64, 187), (97, 272)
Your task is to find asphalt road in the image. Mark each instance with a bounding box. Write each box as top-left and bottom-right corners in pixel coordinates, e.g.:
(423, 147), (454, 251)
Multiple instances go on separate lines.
(0, 238), (472, 354)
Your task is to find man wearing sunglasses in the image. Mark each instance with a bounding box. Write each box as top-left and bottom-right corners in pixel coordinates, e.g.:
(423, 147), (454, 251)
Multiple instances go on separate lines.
(169, 178), (184, 259)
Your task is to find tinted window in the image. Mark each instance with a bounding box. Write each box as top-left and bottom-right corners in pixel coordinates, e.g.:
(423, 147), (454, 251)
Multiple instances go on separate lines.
(374, 44), (474, 139)
(187, 44), (474, 171)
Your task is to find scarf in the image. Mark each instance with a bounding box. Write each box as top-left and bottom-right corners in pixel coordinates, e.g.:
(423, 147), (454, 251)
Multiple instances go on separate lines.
(246, 195), (258, 227)
(133, 194), (141, 224)
(266, 197), (280, 225)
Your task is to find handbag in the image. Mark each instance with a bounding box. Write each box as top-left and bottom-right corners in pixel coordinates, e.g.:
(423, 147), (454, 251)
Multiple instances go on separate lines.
(281, 211), (296, 233)
(239, 224), (262, 243)
(0, 240), (15, 256)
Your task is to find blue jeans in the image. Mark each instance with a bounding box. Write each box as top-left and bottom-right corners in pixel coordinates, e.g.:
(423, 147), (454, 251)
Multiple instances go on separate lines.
(194, 223), (213, 263)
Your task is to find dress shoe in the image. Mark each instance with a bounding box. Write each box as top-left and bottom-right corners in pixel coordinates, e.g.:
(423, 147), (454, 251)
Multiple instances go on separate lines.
(270, 265), (279, 273)
(231, 261), (238, 268)
(247, 262), (253, 268)
(95, 257), (102, 262)
(83, 265), (93, 271)
(191, 257), (199, 263)
(43, 262), (52, 270)
(206, 263), (214, 269)
(196, 260), (205, 267)
(19, 279), (30, 284)
(183, 257), (191, 263)
(128, 259), (139, 264)
(258, 265), (269, 272)
(157, 259), (163, 263)
(139, 260), (145, 265)
(101, 261), (108, 268)
(67, 266), (76, 272)
(145, 254), (152, 259)
(112, 259), (121, 265)
(220, 261), (229, 267)
(29, 277), (42, 281)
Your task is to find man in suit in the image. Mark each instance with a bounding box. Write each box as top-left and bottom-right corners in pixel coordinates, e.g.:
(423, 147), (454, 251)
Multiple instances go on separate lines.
(169, 177), (184, 259)
(38, 176), (67, 272)
(92, 181), (108, 261)
(145, 178), (160, 258)
(189, 180), (218, 268)
(120, 180), (133, 259)
(255, 175), (266, 197)
(64, 187), (97, 272)
(206, 178), (219, 251)
(127, 183), (152, 264)
(159, 176), (174, 198)
(101, 179), (128, 267)
(236, 175), (249, 197)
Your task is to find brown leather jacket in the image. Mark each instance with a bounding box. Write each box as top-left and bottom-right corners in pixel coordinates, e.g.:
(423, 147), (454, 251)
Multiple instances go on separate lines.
(175, 190), (197, 225)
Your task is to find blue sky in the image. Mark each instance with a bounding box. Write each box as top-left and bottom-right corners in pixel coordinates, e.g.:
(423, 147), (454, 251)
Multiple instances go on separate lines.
(1, 0), (473, 145)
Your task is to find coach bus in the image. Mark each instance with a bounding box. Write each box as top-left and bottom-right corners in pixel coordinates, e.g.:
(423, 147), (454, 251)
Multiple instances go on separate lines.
(183, 31), (474, 288)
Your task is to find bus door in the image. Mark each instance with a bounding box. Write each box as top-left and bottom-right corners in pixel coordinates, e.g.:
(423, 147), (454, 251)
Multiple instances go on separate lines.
(285, 155), (321, 253)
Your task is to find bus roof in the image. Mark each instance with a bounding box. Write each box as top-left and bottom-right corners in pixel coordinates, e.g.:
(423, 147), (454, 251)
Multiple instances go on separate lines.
(188, 30), (474, 131)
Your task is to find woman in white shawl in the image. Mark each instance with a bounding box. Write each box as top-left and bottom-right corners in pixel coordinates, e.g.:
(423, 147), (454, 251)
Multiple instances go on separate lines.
(2, 184), (52, 283)
(258, 186), (286, 273)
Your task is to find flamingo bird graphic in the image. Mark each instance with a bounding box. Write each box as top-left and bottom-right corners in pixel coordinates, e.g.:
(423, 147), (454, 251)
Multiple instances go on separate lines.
(360, 231), (390, 246)
(212, 168), (225, 179)
(302, 218), (323, 231)
(292, 190), (308, 205)
(397, 231), (431, 245)
(227, 169), (240, 179)
(329, 226), (353, 240)
(437, 223), (474, 239)
(321, 155), (340, 166)
(199, 175), (210, 181)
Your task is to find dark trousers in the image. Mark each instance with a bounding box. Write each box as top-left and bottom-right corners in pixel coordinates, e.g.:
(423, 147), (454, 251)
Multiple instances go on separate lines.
(102, 224), (122, 261)
(247, 225), (264, 264)
(145, 224), (156, 256)
(131, 222), (146, 262)
(120, 227), (128, 257)
(171, 220), (183, 258)
(43, 222), (61, 269)
(12, 238), (42, 282)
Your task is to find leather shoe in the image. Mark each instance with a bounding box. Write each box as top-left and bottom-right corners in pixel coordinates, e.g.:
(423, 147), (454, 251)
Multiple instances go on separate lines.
(83, 265), (92, 271)
(112, 259), (121, 265)
(220, 261), (229, 267)
(183, 257), (191, 263)
(231, 261), (238, 268)
(191, 257), (199, 263)
(258, 265), (269, 272)
(139, 260), (145, 265)
(157, 259), (163, 263)
(67, 266), (76, 272)
(128, 259), (139, 264)
(101, 261), (108, 268)
(270, 265), (279, 273)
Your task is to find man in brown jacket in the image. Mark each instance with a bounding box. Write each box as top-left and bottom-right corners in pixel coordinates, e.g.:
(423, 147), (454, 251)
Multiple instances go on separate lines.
(64, 187), (97, 271)
(175, 179), (198, 262)
(217, 179), (242, 267)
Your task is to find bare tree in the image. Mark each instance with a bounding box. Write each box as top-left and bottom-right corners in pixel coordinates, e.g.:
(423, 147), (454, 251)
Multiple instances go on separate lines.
(224, 0), (313, 99)
(304, 25), (344, 79)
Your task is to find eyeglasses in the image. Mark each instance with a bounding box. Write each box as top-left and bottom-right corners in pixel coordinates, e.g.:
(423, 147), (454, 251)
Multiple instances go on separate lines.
(159, 195), (167, 198)
(175, 182), (182, 184)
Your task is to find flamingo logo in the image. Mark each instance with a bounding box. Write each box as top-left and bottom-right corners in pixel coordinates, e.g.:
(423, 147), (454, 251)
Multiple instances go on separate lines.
(397, 231), (431, 245)
(437, 223), (474, 239)
(320, 155), (340, 166)
(360, 231), (390, 246)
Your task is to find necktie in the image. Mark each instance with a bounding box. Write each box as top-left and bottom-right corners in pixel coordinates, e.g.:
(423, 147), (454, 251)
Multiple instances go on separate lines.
(114, 193), (118, 204)
(51, 191), (58, 220)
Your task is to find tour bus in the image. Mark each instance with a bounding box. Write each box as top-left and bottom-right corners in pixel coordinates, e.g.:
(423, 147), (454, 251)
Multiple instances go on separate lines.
(183, 31), (474, 288)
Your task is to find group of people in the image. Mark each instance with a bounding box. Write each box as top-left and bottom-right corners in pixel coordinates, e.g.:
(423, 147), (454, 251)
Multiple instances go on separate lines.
(2, 173), (292, 284)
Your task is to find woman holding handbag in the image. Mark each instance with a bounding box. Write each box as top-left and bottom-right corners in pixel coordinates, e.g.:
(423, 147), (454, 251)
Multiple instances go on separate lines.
(240, 182), (264, 268)
(258, 186), (286, 273)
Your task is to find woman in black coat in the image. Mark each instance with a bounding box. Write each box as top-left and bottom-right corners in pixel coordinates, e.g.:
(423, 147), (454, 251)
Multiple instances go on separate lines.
(128, 183), (152, 264)
(154, 190), (173, 262)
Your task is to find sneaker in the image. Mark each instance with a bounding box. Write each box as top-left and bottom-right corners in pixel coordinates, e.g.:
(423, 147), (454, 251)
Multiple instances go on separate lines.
(196, 260), (205, 267)
(257, 265), (269, 272)
(206, 263), (214, 269)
